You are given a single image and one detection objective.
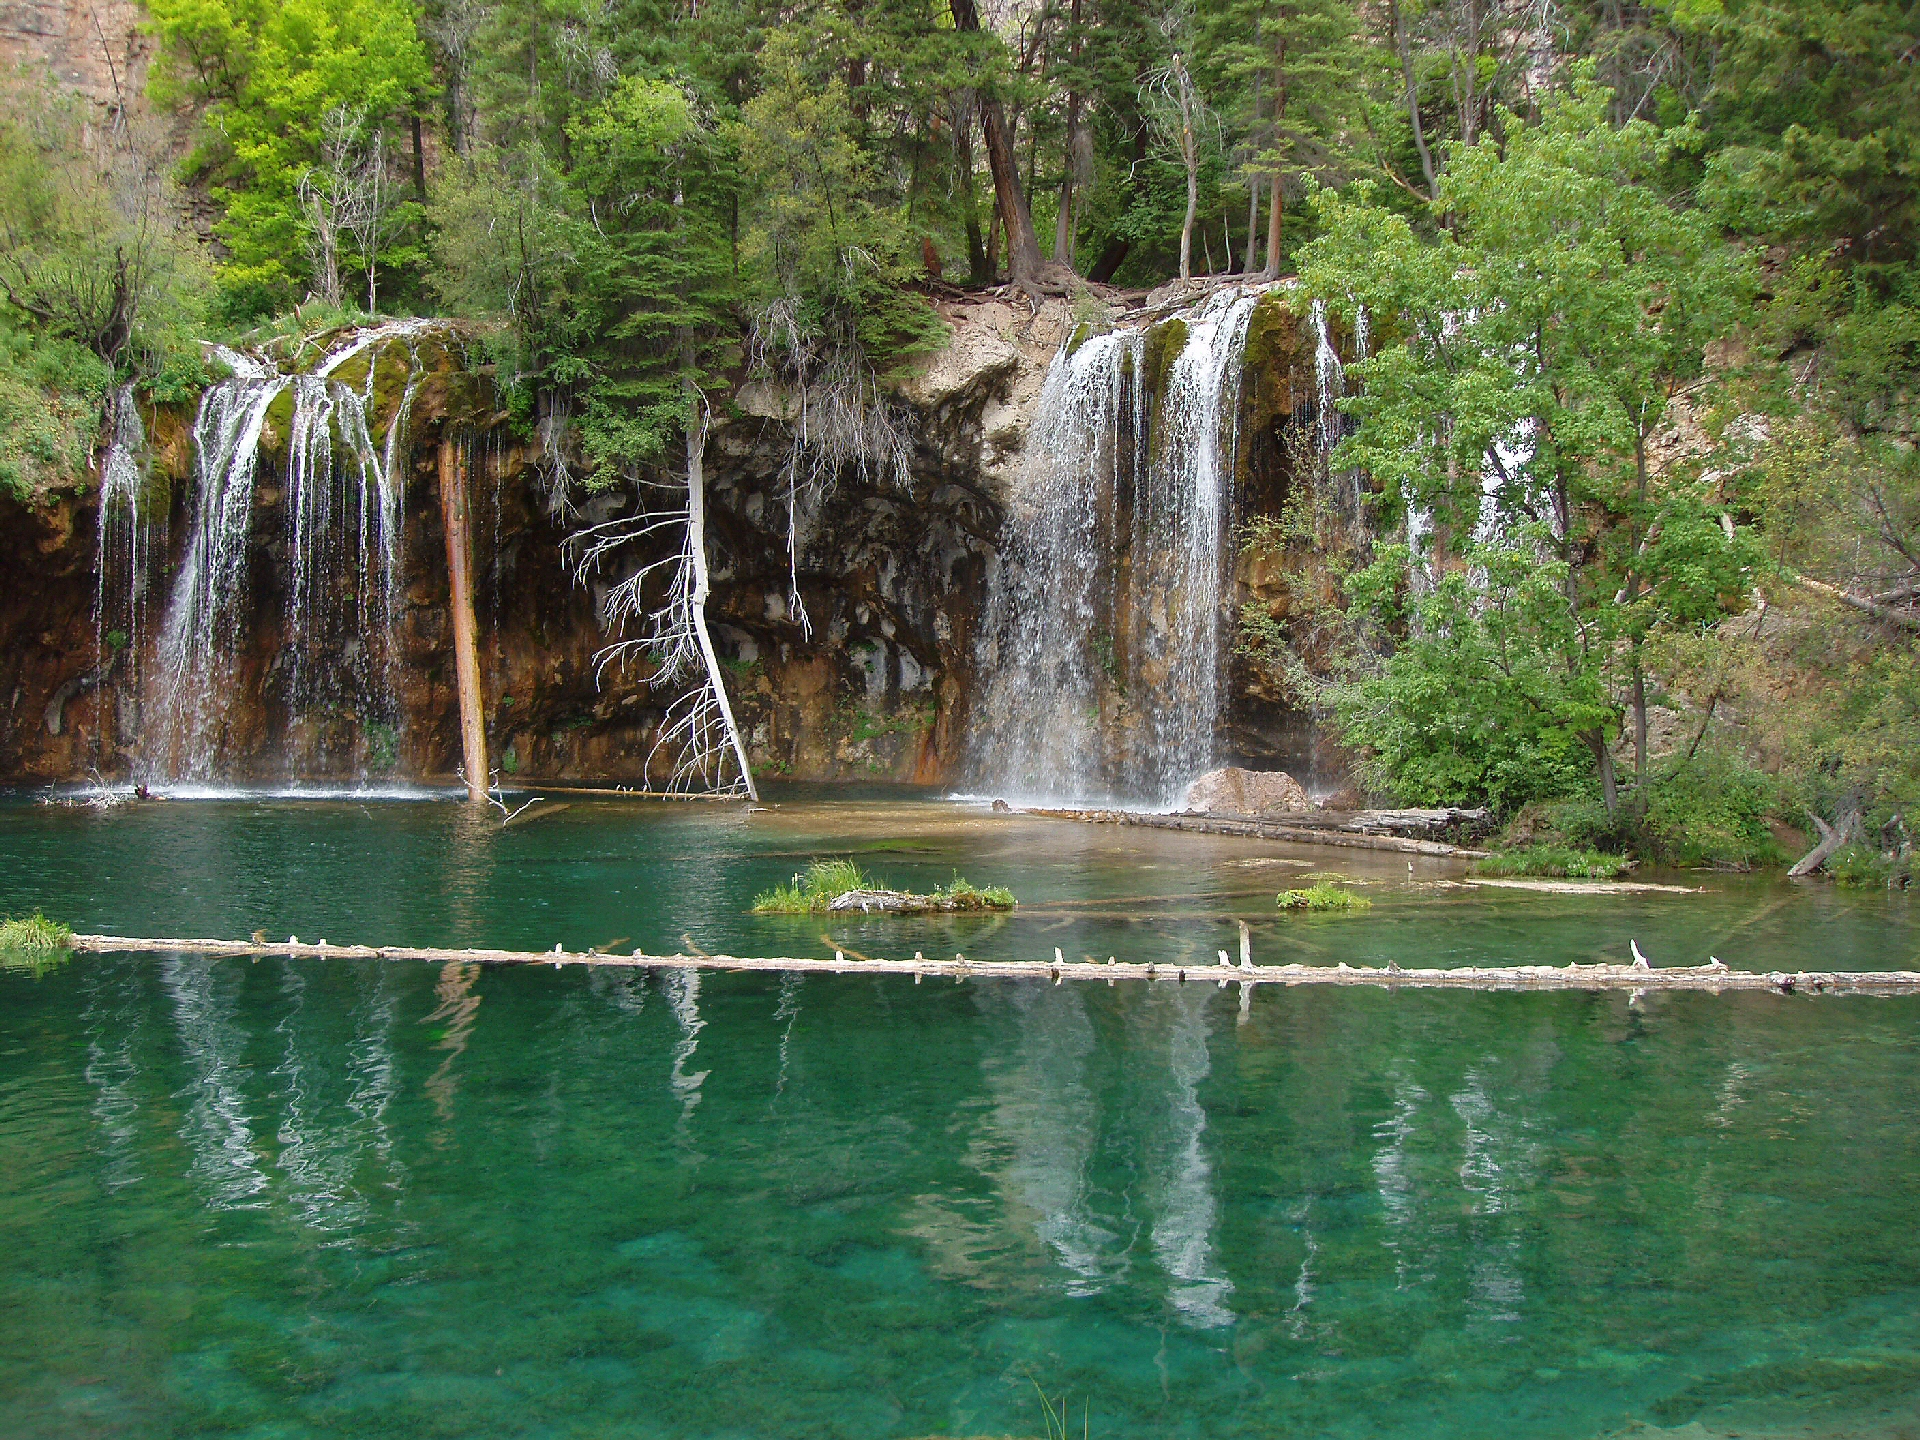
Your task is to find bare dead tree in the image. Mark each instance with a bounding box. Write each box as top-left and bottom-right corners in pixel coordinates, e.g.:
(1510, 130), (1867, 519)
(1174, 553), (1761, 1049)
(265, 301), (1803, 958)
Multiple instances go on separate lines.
(298, 106), (380, 309)
(1143, 19), (1215, 281)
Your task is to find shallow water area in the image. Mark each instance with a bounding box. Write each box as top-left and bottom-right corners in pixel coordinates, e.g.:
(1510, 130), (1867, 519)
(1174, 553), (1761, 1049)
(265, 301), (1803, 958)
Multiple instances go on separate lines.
(2, 792), (1918, 1439)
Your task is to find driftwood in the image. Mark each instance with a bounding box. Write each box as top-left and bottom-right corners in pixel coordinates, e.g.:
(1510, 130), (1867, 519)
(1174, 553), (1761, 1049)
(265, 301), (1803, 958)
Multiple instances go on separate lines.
(65, 935), (1920, 996)
(1032, 808), (1492, 858)
(1789, 808), (1860, 878)
(825, 889), (1013, 915)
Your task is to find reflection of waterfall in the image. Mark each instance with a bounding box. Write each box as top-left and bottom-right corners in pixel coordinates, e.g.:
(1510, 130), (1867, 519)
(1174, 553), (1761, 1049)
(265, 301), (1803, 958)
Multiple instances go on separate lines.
(1139, 983), (1234, 1329)
(1451, 1067), (1538, 1332)
(663, 970), (709, 1132)
(272, 961), (404, 1234)
(143, 321), (435, 785)
(82, 957), (150, 1193)
(977, 985), (1127, 1296)
(162, 954), (270, 1210)
(967, 982), (1233, 1326)
(1372, 1070), (1433, 1289)
(970, 287), (1264, 807)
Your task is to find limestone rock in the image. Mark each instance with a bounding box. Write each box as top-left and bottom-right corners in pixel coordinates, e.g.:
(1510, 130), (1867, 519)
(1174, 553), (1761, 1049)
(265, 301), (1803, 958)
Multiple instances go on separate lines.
(899, 325), (1019, 409)
(1182, 766), (1311, 816)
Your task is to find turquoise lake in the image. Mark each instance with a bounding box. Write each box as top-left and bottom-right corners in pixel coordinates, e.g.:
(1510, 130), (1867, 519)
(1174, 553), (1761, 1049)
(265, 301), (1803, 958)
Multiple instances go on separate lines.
(2, 793), (1917, 1438)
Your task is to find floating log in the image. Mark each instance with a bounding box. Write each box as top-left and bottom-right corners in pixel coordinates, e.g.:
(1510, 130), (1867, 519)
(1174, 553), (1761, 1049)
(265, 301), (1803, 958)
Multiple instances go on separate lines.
(1030, 807), (1492, 858)
(64, 935), (1920, 996)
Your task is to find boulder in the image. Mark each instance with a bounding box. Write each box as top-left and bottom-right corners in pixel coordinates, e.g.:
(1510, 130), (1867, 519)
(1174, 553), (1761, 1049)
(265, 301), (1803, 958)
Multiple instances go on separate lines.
(1182, 766), (1311, 816)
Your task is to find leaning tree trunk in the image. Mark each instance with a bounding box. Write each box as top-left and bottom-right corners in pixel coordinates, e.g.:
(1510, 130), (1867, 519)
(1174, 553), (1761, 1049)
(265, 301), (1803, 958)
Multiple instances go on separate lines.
(439, 435), (488, 803)
(951, 0), (1046, 294)
(1789, 809), (1860, 878)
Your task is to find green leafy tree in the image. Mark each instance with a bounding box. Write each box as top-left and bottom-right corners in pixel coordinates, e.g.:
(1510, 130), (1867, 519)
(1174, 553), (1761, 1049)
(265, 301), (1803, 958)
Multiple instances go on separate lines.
(148, 0), (433, 312)
(1303, 77), (1758, 819)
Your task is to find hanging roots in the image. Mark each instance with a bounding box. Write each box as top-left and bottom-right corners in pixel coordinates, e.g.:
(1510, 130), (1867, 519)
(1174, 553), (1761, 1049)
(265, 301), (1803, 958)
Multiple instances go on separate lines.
(749, 295), (913, 638)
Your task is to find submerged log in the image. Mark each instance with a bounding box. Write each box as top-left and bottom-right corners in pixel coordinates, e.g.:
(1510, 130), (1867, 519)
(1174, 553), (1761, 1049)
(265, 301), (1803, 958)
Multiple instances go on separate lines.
(1032, 807), (1492, 858)
(825, 888), (1015, 915)
(65, 935), (1920, 995)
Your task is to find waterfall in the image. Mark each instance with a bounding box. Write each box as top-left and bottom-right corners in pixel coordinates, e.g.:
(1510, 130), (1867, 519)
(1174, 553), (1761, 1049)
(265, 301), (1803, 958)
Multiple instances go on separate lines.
(95, 385), (161, 718)
(144, 321), (434, 786)
(970, 286), (1263, 807)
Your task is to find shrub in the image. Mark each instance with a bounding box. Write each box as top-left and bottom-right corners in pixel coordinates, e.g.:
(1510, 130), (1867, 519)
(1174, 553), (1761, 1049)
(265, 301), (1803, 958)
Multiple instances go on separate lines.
(1473, 845), (1632, 879)
(1277, 881), (1372, 912)
(1636, 752), (1782, 869)
(1828, 844), (1916, 889)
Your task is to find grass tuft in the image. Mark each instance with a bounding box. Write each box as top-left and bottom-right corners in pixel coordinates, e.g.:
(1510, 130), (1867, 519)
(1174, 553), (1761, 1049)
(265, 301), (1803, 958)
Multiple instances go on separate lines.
(753, 859), (873, 914)
(0, 911), (74, 971)
(753, 862), (1018, 914)
(929, 876), (1018, 910)
(1277, 881), (1372, 912)
(1472, 845), (1632, 880)
(0, 910), (72, 950)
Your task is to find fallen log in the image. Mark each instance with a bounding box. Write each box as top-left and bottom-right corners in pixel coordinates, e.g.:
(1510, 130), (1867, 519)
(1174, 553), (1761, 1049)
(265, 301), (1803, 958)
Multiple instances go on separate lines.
(64, 935), (1920, 995)
(1031, 808), (1491, 858)
(1789, 808), (1860, 878)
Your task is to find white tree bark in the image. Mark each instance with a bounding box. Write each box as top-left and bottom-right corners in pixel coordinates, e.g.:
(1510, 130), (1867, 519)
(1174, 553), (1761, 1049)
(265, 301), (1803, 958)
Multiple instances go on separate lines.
(684, 402), (758, 801)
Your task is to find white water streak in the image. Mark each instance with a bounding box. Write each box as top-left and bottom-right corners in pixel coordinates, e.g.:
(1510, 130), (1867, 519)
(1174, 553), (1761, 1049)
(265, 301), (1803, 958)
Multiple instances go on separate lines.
(971, 286), (1263, 807)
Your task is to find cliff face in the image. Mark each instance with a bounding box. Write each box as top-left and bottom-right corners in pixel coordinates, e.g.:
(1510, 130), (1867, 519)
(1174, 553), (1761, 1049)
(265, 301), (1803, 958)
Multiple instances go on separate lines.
(0, 290), (1345, 792)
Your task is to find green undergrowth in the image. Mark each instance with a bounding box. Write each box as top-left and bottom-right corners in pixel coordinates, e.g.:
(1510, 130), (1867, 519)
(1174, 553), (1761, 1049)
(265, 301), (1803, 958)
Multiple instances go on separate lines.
(1473, 846), (1634, 880)
(1828, 844), (1916, 890)
(752, 859), (1016, 914)
(0, 911), (74, 971)
(1276, 881), (1372, 912)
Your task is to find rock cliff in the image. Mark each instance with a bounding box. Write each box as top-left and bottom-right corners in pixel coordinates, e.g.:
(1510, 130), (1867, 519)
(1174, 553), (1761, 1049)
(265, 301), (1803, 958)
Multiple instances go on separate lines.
(0, 288), (1350, 792)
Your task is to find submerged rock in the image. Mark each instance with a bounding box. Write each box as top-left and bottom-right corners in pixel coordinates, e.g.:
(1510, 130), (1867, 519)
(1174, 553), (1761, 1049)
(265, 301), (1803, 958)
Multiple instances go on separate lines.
(1183, 766), (1311, 816)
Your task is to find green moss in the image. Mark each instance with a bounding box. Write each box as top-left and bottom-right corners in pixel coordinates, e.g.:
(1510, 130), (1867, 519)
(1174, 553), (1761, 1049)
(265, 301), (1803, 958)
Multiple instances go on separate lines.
(261, 386), (295, 453)
(1065, 320), (1094, 359)
(1140, 317), (1189, 400)
(1242, 291), (1307, 378)
(1277, 881), (1372, 912)
(326, 349), (373, 391)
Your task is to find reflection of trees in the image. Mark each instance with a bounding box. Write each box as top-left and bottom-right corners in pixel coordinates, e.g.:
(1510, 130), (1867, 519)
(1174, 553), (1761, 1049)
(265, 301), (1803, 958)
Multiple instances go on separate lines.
(420, 962), (482, 1131)
(772, 972), (803, 1100)
(663, 970), (709, 1138)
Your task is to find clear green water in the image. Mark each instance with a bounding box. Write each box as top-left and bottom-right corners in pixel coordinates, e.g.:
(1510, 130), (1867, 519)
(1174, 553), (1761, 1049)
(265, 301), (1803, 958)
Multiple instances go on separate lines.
(3, 794), (1918, 1439)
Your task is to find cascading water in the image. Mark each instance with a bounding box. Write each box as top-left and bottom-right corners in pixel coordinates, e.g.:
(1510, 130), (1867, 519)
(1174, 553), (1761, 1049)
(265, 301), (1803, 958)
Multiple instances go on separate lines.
(95, 385), (162, 711)
(144, 321), (435, 785)
(969, 286), (1264, 807)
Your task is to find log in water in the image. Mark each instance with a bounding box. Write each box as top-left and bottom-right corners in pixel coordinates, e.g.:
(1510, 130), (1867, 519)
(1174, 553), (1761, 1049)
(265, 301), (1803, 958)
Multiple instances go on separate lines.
(65, 935), (1920, 995)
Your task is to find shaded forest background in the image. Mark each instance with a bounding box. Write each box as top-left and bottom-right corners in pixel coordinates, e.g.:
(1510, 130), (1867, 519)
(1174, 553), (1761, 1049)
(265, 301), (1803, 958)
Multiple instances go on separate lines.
(0, 0), (1915, 878)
